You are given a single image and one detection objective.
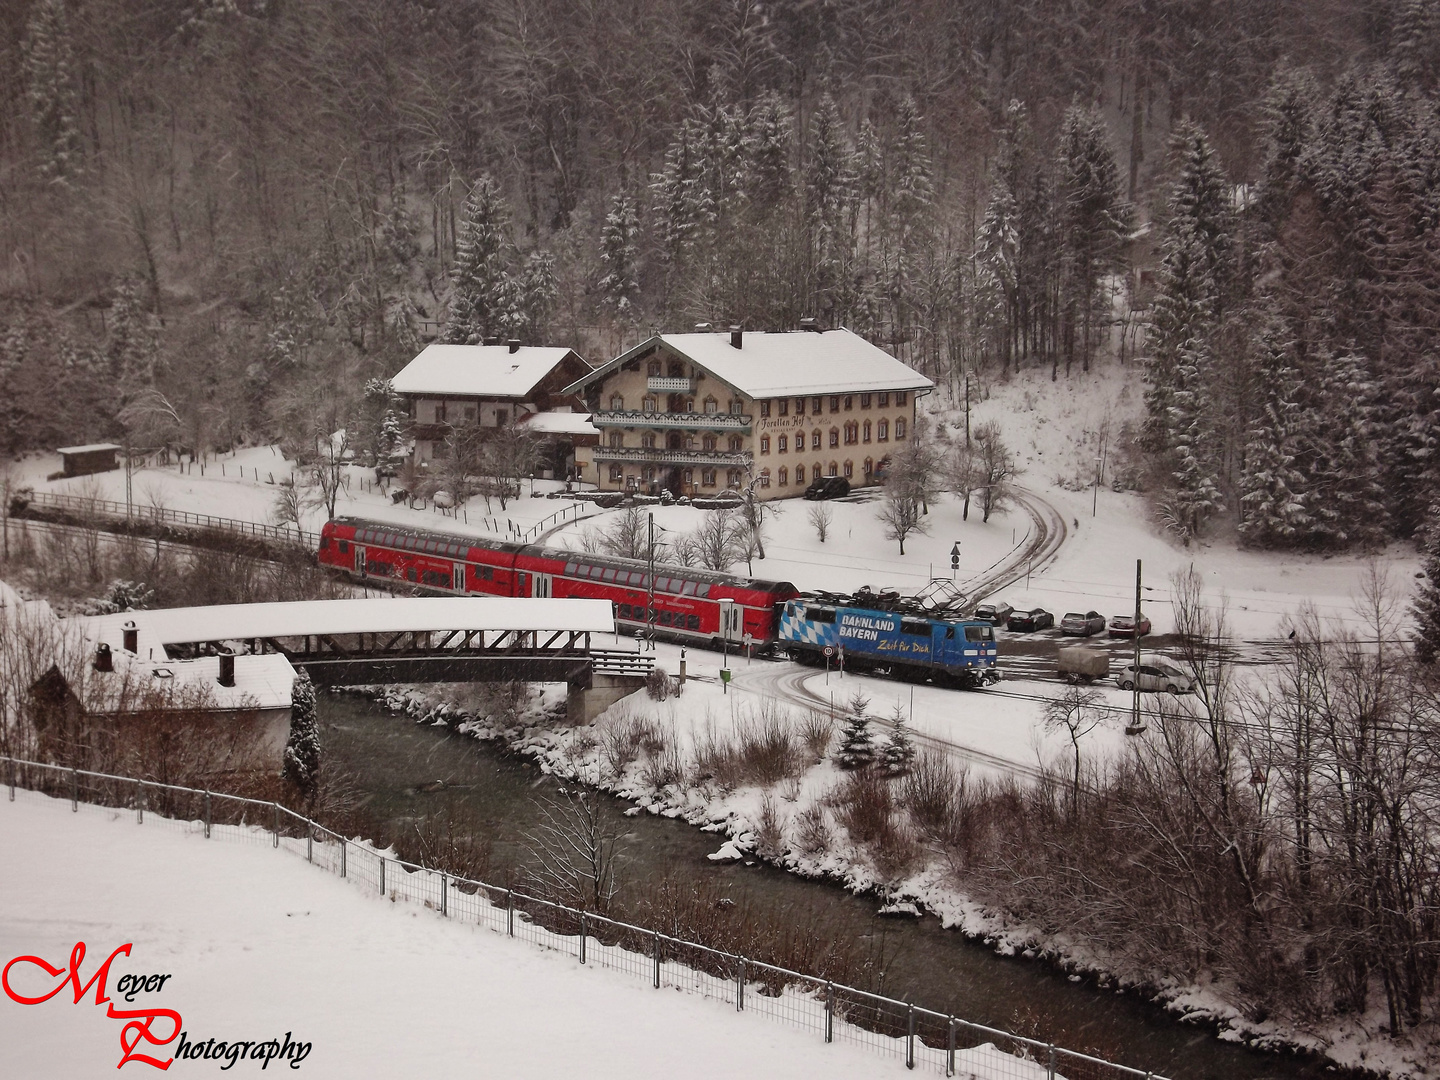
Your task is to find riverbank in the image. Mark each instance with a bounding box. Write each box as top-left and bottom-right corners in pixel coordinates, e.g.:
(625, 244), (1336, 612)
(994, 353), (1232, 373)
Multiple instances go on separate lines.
(353, 680), (1407, 1080)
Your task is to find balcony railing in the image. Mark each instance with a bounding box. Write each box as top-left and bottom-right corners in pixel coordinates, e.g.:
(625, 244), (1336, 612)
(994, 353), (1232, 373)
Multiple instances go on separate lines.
(646, 376), (694, 392)
(593, 446), (752, 467)
(591, 410), (751, 431)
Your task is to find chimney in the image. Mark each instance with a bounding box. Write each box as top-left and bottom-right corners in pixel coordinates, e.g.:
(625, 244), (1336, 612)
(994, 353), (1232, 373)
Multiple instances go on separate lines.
(122, 620), (138, 654)
(799, 317), (821, 332)
(218, 651), (235, 688)
(508, 339), (521, 353)
(94, 643), (113, 673)
(730, 326), (743, 349)
(483, 336), (501, 346)
(694, 322), (711, 332)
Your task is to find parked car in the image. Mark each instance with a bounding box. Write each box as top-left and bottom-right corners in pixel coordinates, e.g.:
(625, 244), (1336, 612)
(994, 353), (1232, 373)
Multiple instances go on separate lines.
(1116, 659), (1194, 694)
(1007, 607), (1055, 632)
(1108, 613), (1153, 638)
(1060, 611), (1106, 636)
(804, 475), (851, 500)
(973, 601), (1015, 626)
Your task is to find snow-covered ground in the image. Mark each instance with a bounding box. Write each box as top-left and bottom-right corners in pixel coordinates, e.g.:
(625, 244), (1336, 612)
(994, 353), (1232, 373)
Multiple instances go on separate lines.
(0, 788), (1040, 1079)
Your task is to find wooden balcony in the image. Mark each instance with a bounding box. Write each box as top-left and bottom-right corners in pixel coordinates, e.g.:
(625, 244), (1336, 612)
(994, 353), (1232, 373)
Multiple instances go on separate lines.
(591, 410), (750, 431)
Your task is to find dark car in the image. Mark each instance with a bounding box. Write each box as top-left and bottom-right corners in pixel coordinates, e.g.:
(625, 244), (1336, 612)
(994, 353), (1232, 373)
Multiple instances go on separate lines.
(1007, 607), (1055, 632)
(973, 601), (1015, 626)
(804, 475), (851, 500)
(1108, 614), (1153, 638)
(1061, 611), (1107, 636)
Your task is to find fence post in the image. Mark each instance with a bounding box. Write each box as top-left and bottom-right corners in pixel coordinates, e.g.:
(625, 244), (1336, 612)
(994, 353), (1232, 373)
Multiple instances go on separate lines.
(204, 791), (211, 838)
(653, 931), (661, 988)
(579, 913), (586, 965)
(1047, 1043), (1056, 1080)
(8, 758), (15, 801)
(340, 839), (347, 878)
(506, 890), (514, 936)
(136, 780), (143, 825)
(907, 1004), (916, 1070)
(272, 802), (280, 848)
(736, 957), (745, 1011)
(71, 767), (78, 811)
(440, 873), (447, 917)
(946, 1018), (956, 1077)
(825, 982), (834, 1043)
(306, 829), (312, 863)
(379, 857), (386, 896)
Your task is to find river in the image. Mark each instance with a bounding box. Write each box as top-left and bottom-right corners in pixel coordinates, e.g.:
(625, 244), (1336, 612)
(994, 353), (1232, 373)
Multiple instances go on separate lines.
(318, 692), (1347, 1080)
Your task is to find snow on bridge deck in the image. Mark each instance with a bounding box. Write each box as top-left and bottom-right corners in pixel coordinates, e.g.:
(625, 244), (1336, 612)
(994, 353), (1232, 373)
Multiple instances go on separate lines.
(82, 597), (616, 656)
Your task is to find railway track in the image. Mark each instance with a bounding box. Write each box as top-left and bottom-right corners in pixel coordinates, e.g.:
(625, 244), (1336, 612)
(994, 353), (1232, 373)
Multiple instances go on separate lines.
(728, 661), (1046, 782)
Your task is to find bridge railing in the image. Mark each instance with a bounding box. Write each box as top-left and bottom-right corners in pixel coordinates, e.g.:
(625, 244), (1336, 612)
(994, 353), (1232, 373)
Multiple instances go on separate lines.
(591, 649), (657, 677)
(13, 489), (319, 550)
(2, 755), (1171, 1080)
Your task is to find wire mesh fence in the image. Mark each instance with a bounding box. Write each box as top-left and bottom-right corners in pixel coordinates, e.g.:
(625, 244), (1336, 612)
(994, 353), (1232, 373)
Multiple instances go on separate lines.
(3, 756), (1169, 1080)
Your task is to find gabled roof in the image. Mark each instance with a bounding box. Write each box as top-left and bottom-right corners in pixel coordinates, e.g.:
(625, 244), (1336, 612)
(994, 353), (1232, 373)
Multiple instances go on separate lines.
(391, 344), (588, 400)
(562, 328), (934, 399)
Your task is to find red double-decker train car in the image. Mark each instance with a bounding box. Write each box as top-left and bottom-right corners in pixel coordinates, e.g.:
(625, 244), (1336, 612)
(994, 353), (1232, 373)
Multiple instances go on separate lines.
(318, 516), (799, 650)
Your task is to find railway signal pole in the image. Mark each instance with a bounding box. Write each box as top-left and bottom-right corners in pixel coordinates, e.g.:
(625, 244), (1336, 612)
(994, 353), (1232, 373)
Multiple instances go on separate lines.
(1126, 559), (1145, 735)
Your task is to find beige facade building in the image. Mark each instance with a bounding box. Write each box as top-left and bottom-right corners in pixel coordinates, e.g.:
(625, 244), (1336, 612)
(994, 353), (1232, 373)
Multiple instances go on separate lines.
(564, 328), (933, 500)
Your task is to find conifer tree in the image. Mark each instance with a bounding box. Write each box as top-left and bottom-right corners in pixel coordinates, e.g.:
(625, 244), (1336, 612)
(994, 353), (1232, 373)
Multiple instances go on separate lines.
(804, 94), (857, 324)
(108, 280), (160, 392)
(443, 175), (514, 345)
(22, 0), (83, 185)
(745, 91), (792, 214)
(1055, 105), (1130, 376)
(512, 250), (558, 344)
(597, 192), (641, 321)
(834, 710), (875, 770)
(879, 707), (916, 776)
(283, 670), (321, 797)
(1302, 349), (1389, 547)
(884, 96), (934, 338)
(1166, 339), (1225, 539)
(1411, 507), (1440, 663)
(1238, 320), (1309, 545)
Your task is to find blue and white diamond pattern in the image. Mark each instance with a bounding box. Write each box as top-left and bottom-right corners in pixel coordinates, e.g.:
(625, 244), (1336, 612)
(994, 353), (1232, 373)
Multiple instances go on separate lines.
(779, 610), (838, 648)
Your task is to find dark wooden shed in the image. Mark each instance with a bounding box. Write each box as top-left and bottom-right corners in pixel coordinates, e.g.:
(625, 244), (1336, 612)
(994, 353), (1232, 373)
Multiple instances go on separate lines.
(56, 443), (122, 477)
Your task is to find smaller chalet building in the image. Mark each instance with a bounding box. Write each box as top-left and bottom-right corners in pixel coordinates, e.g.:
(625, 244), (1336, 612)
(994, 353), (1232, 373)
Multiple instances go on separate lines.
(391, 342), (596, 477)
(564, 328), (933, 500)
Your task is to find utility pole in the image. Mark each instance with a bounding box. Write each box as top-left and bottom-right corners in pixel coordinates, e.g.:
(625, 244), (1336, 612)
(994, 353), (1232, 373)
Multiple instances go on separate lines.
(1127, 559), (1145, 735)
(964, 375), (971, 448)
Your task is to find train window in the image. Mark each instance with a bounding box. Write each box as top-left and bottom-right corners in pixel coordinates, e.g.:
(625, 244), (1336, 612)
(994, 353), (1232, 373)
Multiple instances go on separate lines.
(337, 540), (348, 553)
(687, 615), (701, 630)
(476, 566), (494, 581)
(810, 608), (836, 624)
(964, 626), (994, 642)
(618, 604), (633, 619)
(680, 581), (695, 595)
(405, 568), (418, 582)
(697, 584), (711, 598)
(659, 611), (674, 627)
(602, 568), (617, 582)
(945, 627), (955, 639)
(565, 562), (578, 575)
(901, 620), (930, 636)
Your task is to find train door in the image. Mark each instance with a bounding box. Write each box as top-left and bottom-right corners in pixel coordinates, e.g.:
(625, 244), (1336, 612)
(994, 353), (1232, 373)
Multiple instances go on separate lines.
(453, 562), (468, 592)
(516, 571), (528, 597)
(354, 546), (366, 576)
(532, 573), (553, 598)
(720, 600), (745, 644)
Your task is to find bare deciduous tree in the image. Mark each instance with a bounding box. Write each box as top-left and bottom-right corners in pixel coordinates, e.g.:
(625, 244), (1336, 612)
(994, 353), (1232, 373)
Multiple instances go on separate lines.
(522, 790), (623, 914)
(808, 503), (833, 542)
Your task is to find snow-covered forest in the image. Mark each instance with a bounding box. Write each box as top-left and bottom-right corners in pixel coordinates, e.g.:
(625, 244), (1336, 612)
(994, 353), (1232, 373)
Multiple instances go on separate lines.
(2, 0), (1439, 548)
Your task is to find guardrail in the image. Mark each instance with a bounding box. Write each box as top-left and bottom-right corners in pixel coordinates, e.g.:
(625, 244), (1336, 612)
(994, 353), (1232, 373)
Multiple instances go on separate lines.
(591, 649), (657, 677)
(2, 755), (1171, 1080)
(14, 490), (319, 550)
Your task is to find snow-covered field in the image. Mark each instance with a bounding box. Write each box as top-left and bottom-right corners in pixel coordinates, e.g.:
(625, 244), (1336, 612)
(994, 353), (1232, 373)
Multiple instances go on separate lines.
(0, 787), (1041, 1079)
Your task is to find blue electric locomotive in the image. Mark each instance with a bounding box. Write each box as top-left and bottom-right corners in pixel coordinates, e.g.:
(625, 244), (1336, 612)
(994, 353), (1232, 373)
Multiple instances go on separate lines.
(778, 596), (1000, 688)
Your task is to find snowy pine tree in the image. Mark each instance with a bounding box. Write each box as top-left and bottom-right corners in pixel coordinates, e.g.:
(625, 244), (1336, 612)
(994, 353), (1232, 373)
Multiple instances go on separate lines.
(1412, 507), (1440, 663)
(283, 670), (321, 796)
(443, 174), (515, 345)
(108, 280), (161, 392)
(597, 192), (641, 321)
(1302, 348), (1389, 548)
(1055, 104), (1130, 375)
(1166, 339), (1225, 539)
(804, 94), (857, 324)
(22, 0), (83, 185)
(1238, 319), (1309, 545)
(834, 711), (875, 770)
(511, 250), (558, 344)
(879, 707), (916, 776)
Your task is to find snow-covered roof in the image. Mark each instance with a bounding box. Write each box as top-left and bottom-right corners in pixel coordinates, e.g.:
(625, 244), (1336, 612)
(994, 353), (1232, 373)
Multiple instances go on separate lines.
(88, 652), (297, 713)
(56, 443), (121, 455)
(565, 329), (934, 399)
(81, 597), (615, 655)
(517, 411), (600, 436)
(391, 344), (584, 400)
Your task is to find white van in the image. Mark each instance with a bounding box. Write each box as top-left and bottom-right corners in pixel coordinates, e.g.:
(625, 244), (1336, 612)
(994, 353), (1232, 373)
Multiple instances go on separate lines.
(1116, 657), (1194, 694)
